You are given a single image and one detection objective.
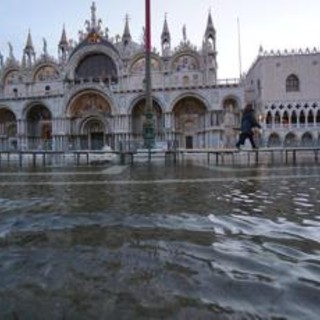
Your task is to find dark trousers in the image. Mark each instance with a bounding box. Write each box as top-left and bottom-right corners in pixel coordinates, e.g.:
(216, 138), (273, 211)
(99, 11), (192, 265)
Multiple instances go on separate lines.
(236, 132), (257, 148)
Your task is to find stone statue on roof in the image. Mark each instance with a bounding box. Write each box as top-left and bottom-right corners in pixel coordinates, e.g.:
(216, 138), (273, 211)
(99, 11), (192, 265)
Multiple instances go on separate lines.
(43, 38), (48, 55)
(183, 24), (187, 42)
(8, 42), (14, 59)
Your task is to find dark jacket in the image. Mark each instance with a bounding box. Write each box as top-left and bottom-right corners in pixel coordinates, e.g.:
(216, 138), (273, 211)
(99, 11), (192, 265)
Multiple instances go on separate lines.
(240, 108), (261, 134)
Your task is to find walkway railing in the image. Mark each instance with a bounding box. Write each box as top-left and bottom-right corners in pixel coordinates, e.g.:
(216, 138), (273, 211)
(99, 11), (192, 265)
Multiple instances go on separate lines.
(0, 147), (319, 167)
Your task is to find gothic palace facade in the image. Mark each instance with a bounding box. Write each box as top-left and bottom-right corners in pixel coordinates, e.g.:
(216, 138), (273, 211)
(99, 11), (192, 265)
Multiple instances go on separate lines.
(0, 3), (319, 151)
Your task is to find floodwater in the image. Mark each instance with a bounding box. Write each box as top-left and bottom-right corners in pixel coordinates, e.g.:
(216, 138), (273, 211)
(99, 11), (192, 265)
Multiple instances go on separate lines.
(0, 160), (320, 319)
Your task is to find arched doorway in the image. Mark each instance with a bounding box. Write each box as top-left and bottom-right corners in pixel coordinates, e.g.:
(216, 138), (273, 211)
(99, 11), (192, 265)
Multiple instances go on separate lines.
(68, 91), (113, 150)
(0, 108), (17, 150)
(26, 105), (52, 150)
(173, 97), (207, 149)
(81, 118), (106, 150)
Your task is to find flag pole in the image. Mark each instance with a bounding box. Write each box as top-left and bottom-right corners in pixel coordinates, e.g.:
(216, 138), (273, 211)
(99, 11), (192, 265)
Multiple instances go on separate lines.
(143, 0), (154, 150)
(237, 17), (242, 79)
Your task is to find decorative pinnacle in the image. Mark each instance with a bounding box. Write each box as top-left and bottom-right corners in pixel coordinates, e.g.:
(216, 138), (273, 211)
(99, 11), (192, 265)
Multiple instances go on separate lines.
(91, 2), (97, 29)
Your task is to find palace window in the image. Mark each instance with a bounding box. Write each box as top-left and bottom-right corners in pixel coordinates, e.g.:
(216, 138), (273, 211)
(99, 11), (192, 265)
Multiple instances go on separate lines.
(286, 74), (300, 92)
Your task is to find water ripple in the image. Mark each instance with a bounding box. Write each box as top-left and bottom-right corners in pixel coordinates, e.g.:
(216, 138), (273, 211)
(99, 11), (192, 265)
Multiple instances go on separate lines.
(0, 165), (320, 319)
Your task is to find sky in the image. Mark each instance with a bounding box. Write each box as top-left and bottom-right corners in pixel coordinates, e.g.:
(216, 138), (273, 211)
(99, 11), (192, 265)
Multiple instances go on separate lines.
(1, 0), (320, 79)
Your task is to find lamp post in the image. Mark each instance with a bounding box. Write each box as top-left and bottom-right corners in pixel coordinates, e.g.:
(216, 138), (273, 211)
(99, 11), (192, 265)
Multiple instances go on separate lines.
(143, 0), (155, 149)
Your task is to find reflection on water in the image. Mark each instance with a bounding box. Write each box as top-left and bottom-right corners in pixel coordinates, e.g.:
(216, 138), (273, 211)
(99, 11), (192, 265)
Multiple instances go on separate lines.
(0, 162), (320, 319)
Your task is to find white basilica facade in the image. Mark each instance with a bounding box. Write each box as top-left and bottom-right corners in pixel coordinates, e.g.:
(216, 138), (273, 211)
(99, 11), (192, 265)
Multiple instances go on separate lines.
(0, 3), (243, 152)
(0, 3), (319, 151)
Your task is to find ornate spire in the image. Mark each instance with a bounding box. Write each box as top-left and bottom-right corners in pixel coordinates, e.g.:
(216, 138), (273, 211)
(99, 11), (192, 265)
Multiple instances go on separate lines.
(25, 29), (34, 51)
(202, 9), (217, 83)
(122, 14), (131, 45)
(85, 2), (102, 33)
(203, 9), (216, 54)
(59, 24), (69, 63)
(79, 2), (104, 44)
(161, 14), (171, 46)
(204, 10), (216, 41)
(23, 30), (36, 67)
(59, 24), (68, 46)
(90, 2), (97, 29)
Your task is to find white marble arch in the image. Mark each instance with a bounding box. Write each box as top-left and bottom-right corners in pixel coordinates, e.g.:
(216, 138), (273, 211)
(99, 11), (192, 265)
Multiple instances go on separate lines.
(64, 44), (123, 81)
(64, 86), (116, 117)
(169, 92), (209, 113)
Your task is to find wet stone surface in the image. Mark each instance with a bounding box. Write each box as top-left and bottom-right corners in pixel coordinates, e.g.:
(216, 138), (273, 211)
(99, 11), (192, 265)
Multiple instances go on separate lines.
(0, 161), (320, 319)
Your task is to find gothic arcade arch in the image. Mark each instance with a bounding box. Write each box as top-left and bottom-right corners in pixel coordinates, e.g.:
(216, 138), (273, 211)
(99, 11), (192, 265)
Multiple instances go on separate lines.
(291, 110), (298, 126)
(299, 110), (306, 126)
(267, 133), (281, 147)
(266, 111), (272, 127)
(283, 110), (289, 126)
(307, 110), (314, 124)
(274, 111), (281, 125)
(284, 132), (298, 147)
(301, 132), (314, 146)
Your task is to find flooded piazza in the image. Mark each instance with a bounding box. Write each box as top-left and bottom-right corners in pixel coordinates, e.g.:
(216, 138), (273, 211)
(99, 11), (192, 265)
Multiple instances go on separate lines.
(0, 159), (320, 319)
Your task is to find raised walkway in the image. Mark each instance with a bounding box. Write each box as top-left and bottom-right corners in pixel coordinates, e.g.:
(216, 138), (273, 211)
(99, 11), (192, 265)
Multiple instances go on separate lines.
(178, 147), (320, 165)
(0, 147), (319, 167)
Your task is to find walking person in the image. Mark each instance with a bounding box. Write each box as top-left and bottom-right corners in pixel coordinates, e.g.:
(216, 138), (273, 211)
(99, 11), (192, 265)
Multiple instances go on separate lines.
(235, 104), (261, 150)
